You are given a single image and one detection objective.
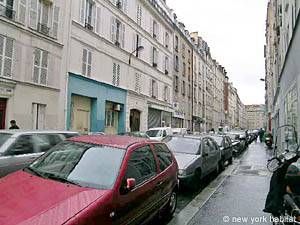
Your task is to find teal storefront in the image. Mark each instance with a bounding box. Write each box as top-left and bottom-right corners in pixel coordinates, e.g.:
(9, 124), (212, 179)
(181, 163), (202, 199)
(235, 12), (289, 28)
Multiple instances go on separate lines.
(67, 73), (126, 134)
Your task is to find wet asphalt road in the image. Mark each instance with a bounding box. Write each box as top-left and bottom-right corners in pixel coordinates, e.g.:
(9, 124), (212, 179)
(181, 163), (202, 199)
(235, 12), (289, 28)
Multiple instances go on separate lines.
(188, 142), (274, 225)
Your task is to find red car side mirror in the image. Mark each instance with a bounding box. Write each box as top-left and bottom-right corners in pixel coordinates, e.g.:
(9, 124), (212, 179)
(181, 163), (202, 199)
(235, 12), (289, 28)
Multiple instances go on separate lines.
(126, 178), (136, 191)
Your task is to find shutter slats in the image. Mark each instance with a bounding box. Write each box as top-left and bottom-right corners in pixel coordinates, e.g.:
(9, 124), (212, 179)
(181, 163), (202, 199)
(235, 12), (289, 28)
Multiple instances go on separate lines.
(29, 0), (38, 29)
(52, 6), (59, 38)
(96, 6), (101, 34)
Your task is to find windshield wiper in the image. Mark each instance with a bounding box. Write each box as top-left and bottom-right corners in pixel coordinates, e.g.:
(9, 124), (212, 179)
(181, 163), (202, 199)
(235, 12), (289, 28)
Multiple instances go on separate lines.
(23, 167), (47, 178)
(44, 173), (82, 187)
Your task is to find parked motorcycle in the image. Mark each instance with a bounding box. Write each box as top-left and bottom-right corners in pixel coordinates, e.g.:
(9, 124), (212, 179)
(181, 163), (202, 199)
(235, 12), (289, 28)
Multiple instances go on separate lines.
(264, 125), (300, 225)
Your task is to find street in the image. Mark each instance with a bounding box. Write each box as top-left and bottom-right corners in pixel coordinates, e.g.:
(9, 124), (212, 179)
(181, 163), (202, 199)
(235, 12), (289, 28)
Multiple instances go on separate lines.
(167, 142), (274, 225)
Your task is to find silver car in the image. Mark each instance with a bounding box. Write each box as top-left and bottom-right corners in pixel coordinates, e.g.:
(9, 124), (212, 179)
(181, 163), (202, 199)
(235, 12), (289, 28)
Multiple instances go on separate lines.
(0, 130), (79, 177)
(163, 135), (221, 187)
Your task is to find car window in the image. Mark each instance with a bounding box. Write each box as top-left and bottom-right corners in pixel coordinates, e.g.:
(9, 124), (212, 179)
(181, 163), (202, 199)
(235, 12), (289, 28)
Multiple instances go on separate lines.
(34, 134), (62, 152)
(163, 130), (167, 137)
(153, 143), (173, 171)
(0, 133), (12, 147)
(202, 139), (211, 154)
(7, 135), (34, 155)
(125, 145), (157, 186)
(164, 136), (201, 154)
(208, 138), (219, 152)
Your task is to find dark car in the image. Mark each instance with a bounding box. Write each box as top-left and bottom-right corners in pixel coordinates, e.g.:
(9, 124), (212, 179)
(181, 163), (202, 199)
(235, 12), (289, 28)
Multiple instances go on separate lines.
(0, 135), (178, 225)
(210, 135), (233, 170)
(163, 135), (221, 188)
(226, 132), (246, 156)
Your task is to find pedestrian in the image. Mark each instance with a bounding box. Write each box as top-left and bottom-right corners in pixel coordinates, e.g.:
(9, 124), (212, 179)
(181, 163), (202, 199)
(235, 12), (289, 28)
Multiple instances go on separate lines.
(9, 120), (19, 129)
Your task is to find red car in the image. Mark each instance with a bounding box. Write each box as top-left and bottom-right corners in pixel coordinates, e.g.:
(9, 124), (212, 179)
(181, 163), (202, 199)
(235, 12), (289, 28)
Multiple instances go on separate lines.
(0, 135), (178, 225)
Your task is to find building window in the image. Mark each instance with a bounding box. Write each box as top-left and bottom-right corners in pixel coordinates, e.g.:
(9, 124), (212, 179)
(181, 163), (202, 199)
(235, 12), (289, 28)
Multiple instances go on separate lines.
(150, 79), (158, 98)
(0, 35), (13, 78)
(133, 33), (142, 57)
(152, 47), (158, 67)
(182, 44), (185, 57)
(183, 62), (186, 76)
(28, 0), (60, 38)
(105, 109), (115, 127)
(188, 67), (191, 81)
(164, 86), (170, 102)
(165, 32), (169, 48)
(174, 76), (179, 92)
(136, 4), (142, 26)
(111, 17), (125, 48)
(135, 73), (141, 93)
(182, 81), (185, 96)
(112, 62), (120, 86)
(32, 103), (46, 130)
(174, 55), (179, 71)
(164, 56), (169, 74)
(82, 48), (92, 77)
(0, 0), (14, 20)
(175, 36), (179, 51)
(33, 48), (48, 85)
(115, 0), (127, 13)
(188, 84), (191, 98)
(152, 20), (158, 39)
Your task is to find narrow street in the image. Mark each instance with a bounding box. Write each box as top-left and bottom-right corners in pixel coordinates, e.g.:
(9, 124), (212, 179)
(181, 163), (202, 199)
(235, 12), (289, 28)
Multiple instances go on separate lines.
(169, 142), (274, 225)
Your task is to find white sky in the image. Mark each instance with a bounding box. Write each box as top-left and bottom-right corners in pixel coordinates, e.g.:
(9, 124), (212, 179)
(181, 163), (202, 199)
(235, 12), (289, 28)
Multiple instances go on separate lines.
(167, 0), (268, 105)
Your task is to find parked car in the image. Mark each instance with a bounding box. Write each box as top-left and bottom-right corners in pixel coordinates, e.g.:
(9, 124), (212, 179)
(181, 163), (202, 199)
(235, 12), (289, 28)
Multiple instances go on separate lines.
(209, 134), (233, 170)
(119, 131), (150, 139)
(0, 135), (178, 225)
(0, 130), (79, 177)
(163, 135), (221, 188)
(146, 127), (173, 141)
(171, 128), (188, 135)
(226, 132), (246, 156)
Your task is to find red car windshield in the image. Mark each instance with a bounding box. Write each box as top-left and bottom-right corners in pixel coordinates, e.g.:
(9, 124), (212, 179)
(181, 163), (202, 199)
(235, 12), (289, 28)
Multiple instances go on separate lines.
(27, 141), (125, 190)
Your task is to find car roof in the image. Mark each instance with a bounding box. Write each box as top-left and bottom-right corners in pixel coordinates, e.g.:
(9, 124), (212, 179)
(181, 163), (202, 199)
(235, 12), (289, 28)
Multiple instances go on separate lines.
(70, 135), (158, 149)
(0, 130), (79, 135)
(168, 135), (203, 140)
(148, 127), (171, 130)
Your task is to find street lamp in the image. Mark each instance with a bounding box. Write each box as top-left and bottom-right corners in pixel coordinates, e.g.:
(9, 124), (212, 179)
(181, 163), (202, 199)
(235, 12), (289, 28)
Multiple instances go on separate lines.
(129, 46), (144, 65)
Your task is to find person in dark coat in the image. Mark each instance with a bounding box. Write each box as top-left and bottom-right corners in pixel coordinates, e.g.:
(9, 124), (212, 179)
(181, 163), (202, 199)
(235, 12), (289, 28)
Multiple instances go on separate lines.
(9, 120), (19, 129)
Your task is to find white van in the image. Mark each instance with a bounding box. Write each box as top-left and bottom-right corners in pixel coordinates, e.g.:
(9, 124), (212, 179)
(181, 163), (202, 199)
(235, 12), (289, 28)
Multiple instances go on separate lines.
(146, 127), (173, 141)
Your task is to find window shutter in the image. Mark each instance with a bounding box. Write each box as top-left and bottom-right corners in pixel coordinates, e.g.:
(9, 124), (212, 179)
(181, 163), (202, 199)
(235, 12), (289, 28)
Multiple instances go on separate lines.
(122, 0), (127, 13)
(112, 63), (116, 85)
(149, 18), (153, 36)
(29, 0), (38, 29)
(51, 6), (59, 38)
(149, 79), (152, 96)
(33, 49), (40, 83)
(87, 51), (92, 77)
(132, 33), (137, 52)
(116, 64), (120, 86)
(17, 0), (27, 24)
(91, 4), (96, 30)
(82, 49), (87, 76)
(3, 37), (13, 77)
(40, 50), (48, 85)
(121, 24), (125, 48)
(80, 0), (86, 25)
(110, 17), (116, 43)
(155, 81), (158, 98)
(95, 6), (101, 34)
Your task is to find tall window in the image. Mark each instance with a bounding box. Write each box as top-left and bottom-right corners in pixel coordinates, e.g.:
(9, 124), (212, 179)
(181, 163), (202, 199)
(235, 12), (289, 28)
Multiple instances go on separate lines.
(182, 81), (185, 96)
(111, 17), (125, 48)
(150, 79), (158, 98)
(80, 0), (101, 34)
(183, 62), (186, 76)
(133, 34), (142, 57)
(174, 55), (179, 71)
(82, 48), (92, 77)
(29, 0), (60, 38)
(174, 76), (179, 92)
(112, 62), (120, 86)
(33, 48), (48, 85)
(115, 0), (127, 12)
(32, 103), (46, 130)
(136, 4), (142, 26)
(152, 47), (158, 67)
(164, 86), (170, 102)
(175, 36), (179, 51)
(152, 20), (158, 39)
(164, 56), (169, 74)
(165, 32), (169, 48)
(0, 35), (13, 78)
(0, 0), (14, 19)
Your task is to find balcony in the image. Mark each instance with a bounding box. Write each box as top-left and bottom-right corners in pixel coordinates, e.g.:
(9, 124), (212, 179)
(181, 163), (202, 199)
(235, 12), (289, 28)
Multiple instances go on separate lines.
(0, 5), (15, 20)
(38, 23), (50, 36)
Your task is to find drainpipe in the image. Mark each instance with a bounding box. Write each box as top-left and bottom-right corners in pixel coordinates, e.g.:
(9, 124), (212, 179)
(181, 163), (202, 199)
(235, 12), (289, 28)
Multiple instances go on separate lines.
(191, 48), (194, 133)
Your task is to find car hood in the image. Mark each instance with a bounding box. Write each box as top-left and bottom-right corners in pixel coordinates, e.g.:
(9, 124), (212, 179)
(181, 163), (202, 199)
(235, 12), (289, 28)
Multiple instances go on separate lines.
(173, 152), (199, 169)
(0, 171), (110, 225)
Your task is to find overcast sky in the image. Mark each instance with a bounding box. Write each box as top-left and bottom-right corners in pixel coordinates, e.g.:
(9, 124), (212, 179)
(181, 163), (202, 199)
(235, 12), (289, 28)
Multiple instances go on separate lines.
(167, 0), (268, 105)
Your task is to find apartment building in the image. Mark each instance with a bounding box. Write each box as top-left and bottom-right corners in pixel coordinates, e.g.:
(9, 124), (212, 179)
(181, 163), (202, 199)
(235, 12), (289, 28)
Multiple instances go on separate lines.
(246, 104), (265, 130)
(172, 21), (193, 129)
(65, 0), (174, 134)
(265, 0), (300, 136)
(0, 0), (66, 129)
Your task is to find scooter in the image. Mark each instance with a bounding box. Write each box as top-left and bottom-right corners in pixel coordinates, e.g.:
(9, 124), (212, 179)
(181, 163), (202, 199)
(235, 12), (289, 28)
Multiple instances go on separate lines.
(265, 136), (273, 149)
(264, 125), (300, 225)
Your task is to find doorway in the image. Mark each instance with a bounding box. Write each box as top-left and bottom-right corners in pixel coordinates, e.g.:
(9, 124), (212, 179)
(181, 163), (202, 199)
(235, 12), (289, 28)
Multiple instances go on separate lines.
(0, 98), (6, 129)
(130, 109), (141, 132)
